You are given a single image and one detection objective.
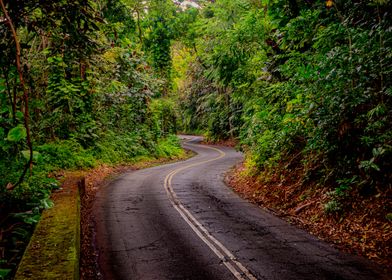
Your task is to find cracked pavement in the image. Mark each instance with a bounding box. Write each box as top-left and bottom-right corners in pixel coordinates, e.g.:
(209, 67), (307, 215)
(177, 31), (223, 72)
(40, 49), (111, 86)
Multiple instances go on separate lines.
(93, 136), (388, 280)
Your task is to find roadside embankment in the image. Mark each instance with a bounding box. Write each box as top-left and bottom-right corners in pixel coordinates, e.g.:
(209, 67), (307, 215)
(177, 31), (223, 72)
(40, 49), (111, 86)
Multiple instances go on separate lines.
(226, 163), (392, 273)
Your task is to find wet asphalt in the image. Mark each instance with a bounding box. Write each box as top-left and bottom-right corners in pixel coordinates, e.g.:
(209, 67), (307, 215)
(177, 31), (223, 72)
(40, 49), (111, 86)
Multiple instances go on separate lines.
(93, 136), (389, 280)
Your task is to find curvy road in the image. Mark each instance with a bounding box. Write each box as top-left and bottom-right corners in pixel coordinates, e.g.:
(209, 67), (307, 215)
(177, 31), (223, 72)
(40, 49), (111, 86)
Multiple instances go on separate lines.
(93, 136), (389, 280)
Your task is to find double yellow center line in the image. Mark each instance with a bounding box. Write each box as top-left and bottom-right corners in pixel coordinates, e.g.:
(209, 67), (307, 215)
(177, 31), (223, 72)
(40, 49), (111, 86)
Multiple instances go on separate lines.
(164, 141), (257, 280)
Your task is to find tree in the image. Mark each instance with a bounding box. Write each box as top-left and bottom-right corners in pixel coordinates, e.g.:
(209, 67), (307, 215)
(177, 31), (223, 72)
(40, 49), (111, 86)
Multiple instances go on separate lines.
(177, 0), (392, 195)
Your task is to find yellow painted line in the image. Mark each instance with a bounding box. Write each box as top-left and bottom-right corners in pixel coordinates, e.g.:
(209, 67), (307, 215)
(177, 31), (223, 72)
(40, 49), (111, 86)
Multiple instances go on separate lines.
(164, 139), (257, 280)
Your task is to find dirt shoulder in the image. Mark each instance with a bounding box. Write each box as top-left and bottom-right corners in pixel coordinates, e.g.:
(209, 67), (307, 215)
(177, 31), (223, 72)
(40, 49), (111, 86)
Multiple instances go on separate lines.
(226, 163), (392, 273)
(201, 138), (238, 147)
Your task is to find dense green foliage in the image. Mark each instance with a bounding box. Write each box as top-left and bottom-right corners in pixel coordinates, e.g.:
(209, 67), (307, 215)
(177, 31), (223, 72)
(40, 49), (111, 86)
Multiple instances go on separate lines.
(0, 0), (182, 207)
(176, 0), (391, 207)
(0, 0), (182, 277)
(1, 0), (391, 277)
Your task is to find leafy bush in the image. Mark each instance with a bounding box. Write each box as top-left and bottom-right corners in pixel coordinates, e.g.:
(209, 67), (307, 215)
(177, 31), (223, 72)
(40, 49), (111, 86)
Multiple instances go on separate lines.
(1, 0), (184, 277)
(92, 130), (151, 164)
(154, 134), (184, 158)
(149, 98), (178, 138)
(37, 140), (97, 170)
(178, 0), (392, 199)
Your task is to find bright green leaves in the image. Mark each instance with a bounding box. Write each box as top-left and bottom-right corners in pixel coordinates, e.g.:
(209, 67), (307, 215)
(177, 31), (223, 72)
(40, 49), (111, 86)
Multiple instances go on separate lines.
(142, 0), (179, 93)
(0, 82), (5, 92)
(145, 17), (174, 81)
(39, 197), (54, 209)
(177, 0), (392, 198)
(7, 125), (27, 142)
(0, 79), (9, 116)
(46, 56), (66, 66)
(43, 55), (95, 142)
(0, 269), (12, 279)
(280, 9), (320, 51)
(359, 147), (386, 172)
(21, 150), (41, 163)
(1, 1), (183, 278)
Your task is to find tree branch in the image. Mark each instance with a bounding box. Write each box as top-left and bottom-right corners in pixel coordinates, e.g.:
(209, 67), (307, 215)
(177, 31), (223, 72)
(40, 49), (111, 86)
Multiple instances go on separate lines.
(0, 0), (33, 190)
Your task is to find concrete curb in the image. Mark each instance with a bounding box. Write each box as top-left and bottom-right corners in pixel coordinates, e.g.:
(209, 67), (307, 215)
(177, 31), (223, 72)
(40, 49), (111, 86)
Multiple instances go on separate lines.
(14, 177), (82, 280)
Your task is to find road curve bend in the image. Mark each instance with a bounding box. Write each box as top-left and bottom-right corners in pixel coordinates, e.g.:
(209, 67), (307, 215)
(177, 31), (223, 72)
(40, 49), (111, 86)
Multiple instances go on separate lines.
(93, 136), (388, 280)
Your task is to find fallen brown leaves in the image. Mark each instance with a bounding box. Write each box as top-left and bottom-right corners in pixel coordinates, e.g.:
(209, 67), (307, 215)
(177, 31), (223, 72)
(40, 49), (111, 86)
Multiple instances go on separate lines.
(202, 137), (238, 147)
(226, 163), (392, 271)
(79, 164), (134, 280)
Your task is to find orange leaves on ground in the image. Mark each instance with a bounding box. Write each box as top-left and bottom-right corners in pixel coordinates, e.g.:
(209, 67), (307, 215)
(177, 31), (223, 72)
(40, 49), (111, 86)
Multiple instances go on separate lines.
(226, 162), (392, 270)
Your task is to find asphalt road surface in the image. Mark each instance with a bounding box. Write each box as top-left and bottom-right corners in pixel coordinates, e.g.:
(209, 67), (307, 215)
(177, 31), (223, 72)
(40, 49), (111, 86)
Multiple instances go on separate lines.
(94, 136), (389, 280)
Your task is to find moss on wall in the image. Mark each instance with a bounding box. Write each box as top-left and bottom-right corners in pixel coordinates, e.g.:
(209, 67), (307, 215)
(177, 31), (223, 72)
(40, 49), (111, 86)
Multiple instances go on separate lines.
(14, 176), (81, 280)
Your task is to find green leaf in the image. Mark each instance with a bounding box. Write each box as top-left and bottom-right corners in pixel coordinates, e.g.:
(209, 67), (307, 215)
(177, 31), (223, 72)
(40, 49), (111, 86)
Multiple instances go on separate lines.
(21, 150), (41, 162)
(12, 212), (41, 225)
(0, 268), (12, 279)
(372, 147), (385, 157)
(42, 48), (50, 55)
(7, 125), (27, 142)
(0, 107), (8, 114)
(16, 111), (24, 121)
(40, 198), (54, 209)
(23, 214), (41, 225)
(359, 160), (381, 172)
(0, 79), (6, 92)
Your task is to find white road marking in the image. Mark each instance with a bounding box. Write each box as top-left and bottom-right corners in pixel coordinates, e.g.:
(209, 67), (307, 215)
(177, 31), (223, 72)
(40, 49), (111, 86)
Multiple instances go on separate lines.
(164, 139), (257, 280)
